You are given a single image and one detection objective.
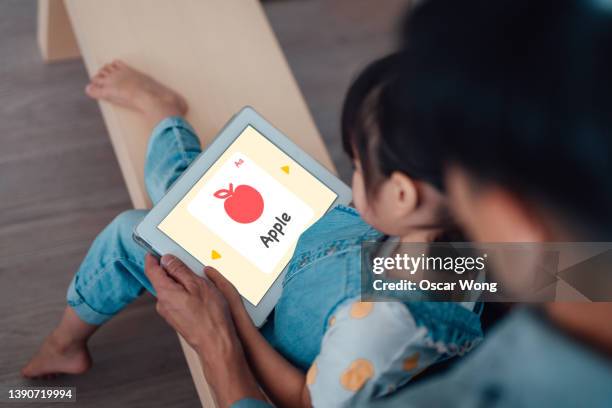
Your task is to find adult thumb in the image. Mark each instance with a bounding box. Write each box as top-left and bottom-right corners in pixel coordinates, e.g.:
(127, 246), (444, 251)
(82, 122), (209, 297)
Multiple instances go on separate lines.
(161, 254), (197, 290)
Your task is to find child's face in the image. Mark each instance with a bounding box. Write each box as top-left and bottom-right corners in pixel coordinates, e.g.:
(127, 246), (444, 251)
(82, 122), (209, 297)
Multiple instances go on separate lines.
(351, 159), (418, 236)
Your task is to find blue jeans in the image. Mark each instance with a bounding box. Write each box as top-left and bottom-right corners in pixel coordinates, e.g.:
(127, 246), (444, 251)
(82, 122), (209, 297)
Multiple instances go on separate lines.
(67, 117), (201, 324)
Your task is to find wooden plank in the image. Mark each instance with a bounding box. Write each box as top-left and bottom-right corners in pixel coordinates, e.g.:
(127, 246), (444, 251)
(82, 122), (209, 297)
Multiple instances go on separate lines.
(178, 337), (218, 408)
(59, 1), (336, 405)
(63, 0), (335, 209)
(37, 0), (81, 62)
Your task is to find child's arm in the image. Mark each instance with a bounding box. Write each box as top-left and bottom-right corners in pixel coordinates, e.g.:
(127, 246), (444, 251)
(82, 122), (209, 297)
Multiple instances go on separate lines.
(205, 267), (311, 408)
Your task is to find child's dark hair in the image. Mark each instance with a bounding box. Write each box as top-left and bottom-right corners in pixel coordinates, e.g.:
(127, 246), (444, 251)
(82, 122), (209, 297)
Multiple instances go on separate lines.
(341, 53), (444, 196)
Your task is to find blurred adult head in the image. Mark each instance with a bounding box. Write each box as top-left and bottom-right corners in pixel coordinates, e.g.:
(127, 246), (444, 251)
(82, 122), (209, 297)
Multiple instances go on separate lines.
(397, 0), (612, 242)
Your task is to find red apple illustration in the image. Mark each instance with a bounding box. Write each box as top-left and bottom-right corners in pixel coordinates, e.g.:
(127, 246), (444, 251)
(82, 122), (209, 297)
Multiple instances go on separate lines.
(213, 183), (264, 224)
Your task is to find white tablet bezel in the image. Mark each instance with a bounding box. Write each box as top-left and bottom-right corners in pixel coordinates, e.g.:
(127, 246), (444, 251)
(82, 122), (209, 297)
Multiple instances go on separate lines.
(134, 106), (352, 327)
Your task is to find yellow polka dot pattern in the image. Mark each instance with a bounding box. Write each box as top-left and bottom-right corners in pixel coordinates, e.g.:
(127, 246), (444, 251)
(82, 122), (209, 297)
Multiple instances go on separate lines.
(402, 352), (420, 371)
(349, 302), (374, 319)
(340, 359), (374, 391)
(328, 315), (336, 327)
(306, 362), (318, 385)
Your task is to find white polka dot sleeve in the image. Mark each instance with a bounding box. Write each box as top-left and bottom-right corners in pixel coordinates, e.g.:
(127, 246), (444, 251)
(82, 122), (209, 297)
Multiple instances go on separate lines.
(306, 300), (443, 408)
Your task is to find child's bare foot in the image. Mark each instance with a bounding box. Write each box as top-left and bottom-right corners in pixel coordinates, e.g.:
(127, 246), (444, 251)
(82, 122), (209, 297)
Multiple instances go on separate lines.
(85, 60), (188, 127)
(21, 331), (92, 379)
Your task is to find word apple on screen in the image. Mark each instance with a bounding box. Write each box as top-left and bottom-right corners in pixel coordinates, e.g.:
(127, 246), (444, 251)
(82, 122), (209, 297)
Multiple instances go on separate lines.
(188, 152), (313, 274)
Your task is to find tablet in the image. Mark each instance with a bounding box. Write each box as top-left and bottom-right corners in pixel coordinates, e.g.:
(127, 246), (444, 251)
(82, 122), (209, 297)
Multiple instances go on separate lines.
(134, 107), (352, 326)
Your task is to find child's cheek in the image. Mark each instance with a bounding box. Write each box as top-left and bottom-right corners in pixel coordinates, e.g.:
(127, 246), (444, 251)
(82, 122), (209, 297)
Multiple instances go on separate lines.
(352, 170), (374, 224)
(351, 171), (367, 213)
(351, 170), (389, 233)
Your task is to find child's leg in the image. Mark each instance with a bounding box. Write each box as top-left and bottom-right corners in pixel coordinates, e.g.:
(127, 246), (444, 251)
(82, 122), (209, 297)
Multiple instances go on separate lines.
(66, 210), (152, 325)
(83, 59), (202, 204)
(23, 62), (201, 378)
(144, 115), (202, 205)
(60, 116), (202, 326)
(22, 210), (149, 378)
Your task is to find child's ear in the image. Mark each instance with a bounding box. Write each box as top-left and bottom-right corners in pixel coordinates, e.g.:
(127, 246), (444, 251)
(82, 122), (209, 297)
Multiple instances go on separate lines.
(390, 171), (418, 214)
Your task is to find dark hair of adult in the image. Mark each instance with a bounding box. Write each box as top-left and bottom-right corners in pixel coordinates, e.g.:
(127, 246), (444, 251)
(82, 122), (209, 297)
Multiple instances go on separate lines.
(398, 0), (612, 238)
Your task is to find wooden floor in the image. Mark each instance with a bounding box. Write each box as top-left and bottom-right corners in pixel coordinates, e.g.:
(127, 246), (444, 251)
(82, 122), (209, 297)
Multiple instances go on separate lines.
(0, 0), (406, 406)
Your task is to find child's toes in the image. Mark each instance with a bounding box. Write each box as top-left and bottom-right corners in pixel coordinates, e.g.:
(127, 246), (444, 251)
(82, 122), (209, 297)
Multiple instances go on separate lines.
(85, 83), (104, 99)
(90, 74), (104, 86)
(93, 70), (107, 82)
(96, 69), (112, 82)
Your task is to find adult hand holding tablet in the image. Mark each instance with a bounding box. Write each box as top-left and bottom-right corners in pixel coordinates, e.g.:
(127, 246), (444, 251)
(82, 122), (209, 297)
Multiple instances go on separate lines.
(143, 253), (266, 406)
(134, 107), (351, 326)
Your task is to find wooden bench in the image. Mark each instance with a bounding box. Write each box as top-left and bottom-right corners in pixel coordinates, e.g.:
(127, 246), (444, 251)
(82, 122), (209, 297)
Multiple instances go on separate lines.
(38, 1), (335, 406)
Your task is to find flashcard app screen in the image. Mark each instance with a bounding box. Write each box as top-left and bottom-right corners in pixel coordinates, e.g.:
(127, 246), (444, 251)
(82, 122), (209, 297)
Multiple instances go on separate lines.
(158, 126), (338, 305)
(187, 151), (314, 275)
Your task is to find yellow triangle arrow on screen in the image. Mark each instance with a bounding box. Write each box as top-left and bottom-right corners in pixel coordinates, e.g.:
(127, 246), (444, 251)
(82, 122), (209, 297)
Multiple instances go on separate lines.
(211, 250), (221, 260)
(281, 165), (290, 174)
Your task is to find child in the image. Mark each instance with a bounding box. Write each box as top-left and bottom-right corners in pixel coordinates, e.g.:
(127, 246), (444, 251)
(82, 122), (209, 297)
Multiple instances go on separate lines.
(23, 55), (482, 406)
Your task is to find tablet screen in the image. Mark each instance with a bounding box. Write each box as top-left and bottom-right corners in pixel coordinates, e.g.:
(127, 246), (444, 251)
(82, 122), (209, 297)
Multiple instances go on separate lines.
(158, 125), (338, 305)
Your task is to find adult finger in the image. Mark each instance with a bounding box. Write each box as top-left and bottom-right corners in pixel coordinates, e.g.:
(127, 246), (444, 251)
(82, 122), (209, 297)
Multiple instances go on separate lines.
(204, 266), (236, 295)
(144, 253), (181, 291)
(161, 255), (201, 292)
